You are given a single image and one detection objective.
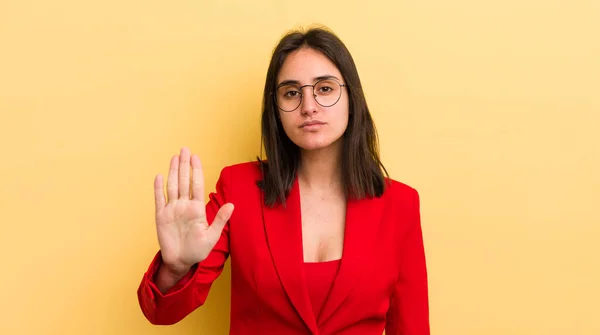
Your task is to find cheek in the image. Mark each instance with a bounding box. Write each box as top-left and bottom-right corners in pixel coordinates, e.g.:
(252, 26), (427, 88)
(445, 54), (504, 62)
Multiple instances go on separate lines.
(333, 105), (350, 132)
(278, 113), (296, 136)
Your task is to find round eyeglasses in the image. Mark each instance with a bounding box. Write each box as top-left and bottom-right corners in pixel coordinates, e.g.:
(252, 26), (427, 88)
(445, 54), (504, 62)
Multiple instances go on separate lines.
(273, 78), (347, 112)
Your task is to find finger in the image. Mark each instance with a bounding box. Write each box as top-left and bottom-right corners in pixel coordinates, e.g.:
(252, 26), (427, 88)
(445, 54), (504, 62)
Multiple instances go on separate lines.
(154, 174), (166, 213)
(178, 147), (191, 199)
(167, 155), (179, 203)
(207, 203), (234, 244)
(191, 154), (205, 202)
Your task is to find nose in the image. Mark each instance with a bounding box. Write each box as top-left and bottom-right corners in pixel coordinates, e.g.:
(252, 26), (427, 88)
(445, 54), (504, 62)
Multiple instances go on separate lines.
(300, 86), (318, 115)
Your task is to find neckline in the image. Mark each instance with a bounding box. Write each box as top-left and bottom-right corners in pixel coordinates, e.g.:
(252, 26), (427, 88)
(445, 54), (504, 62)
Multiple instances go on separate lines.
(303, 258), (342, 265)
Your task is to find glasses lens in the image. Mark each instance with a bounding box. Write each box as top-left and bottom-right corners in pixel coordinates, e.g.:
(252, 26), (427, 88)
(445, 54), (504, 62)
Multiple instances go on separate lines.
(314, 79), (342, 107)
(275, 85), (301, 112)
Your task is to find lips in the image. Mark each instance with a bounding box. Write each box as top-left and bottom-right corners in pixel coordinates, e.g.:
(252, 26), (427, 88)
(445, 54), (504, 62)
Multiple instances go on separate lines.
(300, 120), (326, 128)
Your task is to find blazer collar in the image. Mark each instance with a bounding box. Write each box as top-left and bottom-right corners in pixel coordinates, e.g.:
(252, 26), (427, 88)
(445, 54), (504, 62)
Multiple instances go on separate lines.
(261, 176), (384, 332)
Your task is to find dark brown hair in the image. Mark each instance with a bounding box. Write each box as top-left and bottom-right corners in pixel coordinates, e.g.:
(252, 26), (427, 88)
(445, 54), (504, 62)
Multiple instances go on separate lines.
(257, 26), (389, 207)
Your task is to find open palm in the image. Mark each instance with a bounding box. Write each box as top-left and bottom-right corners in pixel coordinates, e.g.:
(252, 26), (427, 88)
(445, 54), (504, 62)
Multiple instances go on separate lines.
(153, 147), (234, 275)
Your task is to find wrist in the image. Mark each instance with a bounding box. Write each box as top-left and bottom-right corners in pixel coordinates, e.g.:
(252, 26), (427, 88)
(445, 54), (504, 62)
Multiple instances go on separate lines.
(154, 261), (191, 294)
(163, 263), (191, 278)
(159, 256), (192, 277)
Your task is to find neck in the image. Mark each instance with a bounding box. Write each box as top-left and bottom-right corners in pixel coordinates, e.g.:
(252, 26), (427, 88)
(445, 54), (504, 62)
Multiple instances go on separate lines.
(297, 140), (343, 193)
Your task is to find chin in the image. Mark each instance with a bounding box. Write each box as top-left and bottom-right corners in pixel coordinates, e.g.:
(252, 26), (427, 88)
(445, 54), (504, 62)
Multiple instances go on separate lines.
(292, 136), (342, 152)
(298, 143), (329, 151)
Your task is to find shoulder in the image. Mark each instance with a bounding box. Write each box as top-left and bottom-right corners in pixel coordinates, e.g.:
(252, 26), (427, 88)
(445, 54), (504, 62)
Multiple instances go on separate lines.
(221, 160), (262, 177)
(384, 177), (419, 198)
(378, 178), (423, 234)
(381, 177), (421, 209)
(217, 161), (263, 188)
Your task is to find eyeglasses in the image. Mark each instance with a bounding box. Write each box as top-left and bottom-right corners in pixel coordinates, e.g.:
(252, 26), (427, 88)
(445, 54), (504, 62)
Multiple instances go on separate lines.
(273, 78), (347, 112)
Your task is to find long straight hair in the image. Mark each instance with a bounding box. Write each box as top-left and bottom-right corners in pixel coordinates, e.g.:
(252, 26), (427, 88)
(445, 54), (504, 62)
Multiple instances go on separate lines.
(257, 26), (389, 207)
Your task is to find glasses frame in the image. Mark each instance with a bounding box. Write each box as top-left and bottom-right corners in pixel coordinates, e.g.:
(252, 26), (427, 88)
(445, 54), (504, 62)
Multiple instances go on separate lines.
(272, 78), (347, 112)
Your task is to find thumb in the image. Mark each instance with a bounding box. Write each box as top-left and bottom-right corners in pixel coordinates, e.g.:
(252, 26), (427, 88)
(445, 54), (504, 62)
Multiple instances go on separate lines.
(207, 203), (234, 244)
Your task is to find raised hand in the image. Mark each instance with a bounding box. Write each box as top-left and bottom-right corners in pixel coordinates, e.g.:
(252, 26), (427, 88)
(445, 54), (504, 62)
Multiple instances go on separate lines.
(153, 147), (234, 277)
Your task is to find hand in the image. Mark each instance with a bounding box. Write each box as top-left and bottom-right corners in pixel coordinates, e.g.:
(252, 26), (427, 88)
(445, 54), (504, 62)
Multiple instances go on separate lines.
(153, 147), (234, 275)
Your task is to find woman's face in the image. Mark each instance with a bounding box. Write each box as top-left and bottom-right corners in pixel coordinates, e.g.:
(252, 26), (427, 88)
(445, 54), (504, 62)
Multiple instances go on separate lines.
(275, 47), (349, 152)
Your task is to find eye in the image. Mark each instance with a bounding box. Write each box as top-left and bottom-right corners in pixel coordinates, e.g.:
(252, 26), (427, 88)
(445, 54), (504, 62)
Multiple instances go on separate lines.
(318, 86), (333, 93)
(277, 85), (301, 100)
(315, 79), (339, 95)
(284, 90), (300, 98)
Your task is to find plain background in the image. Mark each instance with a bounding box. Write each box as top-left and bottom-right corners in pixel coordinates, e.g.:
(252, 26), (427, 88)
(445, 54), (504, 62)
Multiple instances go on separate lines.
(1, 0), (599, 334)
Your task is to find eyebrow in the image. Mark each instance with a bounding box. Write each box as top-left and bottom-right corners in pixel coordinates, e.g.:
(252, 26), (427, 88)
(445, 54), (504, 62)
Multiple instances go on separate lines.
(277, 75), (341, 88)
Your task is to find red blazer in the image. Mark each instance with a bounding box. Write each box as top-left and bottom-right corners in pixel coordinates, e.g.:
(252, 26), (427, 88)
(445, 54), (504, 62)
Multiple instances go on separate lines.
(137, 162), (430, 335)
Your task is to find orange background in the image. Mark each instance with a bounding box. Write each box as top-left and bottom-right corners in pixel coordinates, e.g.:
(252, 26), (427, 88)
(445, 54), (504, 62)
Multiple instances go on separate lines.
(1, 0), (599, 334)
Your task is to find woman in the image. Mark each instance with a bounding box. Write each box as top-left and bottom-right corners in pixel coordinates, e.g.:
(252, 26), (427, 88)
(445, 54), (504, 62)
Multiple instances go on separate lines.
(137, 26), (430, 335)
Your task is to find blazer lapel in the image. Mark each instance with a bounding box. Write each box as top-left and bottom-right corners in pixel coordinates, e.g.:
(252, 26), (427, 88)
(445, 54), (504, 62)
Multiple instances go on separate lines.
(261, 177), (318, 334)
(317, 193), (385, 325)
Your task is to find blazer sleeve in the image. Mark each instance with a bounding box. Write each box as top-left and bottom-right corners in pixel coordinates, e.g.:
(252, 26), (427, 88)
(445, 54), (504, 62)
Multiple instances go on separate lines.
(385, 188), (430, 334)
(136, 166), (233, 325)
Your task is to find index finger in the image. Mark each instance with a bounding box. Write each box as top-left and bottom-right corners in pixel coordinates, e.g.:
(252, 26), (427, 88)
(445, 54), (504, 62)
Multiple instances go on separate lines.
(191, 154), (205, 202)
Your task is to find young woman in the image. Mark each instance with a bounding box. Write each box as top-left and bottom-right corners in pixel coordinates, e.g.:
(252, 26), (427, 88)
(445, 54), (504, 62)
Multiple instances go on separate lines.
(137, 26), (430, 335)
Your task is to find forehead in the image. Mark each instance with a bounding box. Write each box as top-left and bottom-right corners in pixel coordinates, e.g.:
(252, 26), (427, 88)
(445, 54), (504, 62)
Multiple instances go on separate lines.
(277, 47), (342, 83)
